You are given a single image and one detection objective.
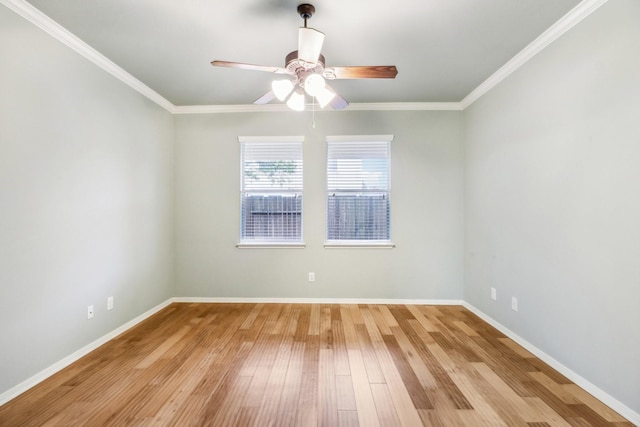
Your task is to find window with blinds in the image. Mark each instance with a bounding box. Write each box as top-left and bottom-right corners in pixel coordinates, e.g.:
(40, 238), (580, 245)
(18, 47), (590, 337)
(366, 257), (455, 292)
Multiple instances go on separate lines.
(326, 136), (392, 245)
(239, 136), (303, 245)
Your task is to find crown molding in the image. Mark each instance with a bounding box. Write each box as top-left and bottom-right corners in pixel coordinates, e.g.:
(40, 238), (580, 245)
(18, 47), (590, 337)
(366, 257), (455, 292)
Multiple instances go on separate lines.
(460, 0), (609, 109)
(2, 0), (608, 114)
(0, 0), (176, 113)
(172, 102), (463, 114)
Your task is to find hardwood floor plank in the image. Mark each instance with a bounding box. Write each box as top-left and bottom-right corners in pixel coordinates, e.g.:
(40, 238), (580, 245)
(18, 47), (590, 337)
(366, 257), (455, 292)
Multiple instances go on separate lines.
(206, 375), (253, 427)
(340, 306), (360, 350)
(335, 375), (357, 411)
(370, 383), (403, 427)
(0, 303), (633, 427)
(524, 397), (575, 427)
(349, 304), (365, 325)
(308, 304), (321, 336)
(371, 337), (424, 426)
(338, 410), (360, 427)
(134, 324), (191, 369)
(498, 337), (536, 359)
(425, 388), (466, 426)
(317, 349), (338, 427)
(333, 317), (351, 376)
(295, 334), (319, 427)
(563, 384), (630, 423)
(387, 308), (438, 390)
(472, 362), (543, 423)
(240, 303), (264, 330)
(428, 342), (508, 426)
(253, 339), (294, 426)
(369, 305), (394, 335)
(354, 323), (386, 384)
(406, 305), (439, 333)
(275, 341), (306, 427)
(348, 349), (382, 427)
(382, 333), (433, 410)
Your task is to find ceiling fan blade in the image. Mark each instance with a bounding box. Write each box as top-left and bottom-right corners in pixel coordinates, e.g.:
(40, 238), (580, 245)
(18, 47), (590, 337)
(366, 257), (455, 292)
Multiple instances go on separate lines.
(211, 60), (288, 74)
(253, 91), (276, 105)
(324, 66), (398, 79)
(329, 92), (349, 110)
(298, 27), (325, 64)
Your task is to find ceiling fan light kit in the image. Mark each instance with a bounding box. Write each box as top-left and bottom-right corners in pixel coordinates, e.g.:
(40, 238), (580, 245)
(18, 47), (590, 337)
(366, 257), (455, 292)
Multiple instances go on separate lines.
(286, 88), (306, 111)
(272, 79), (294, 101)
(211, 3), (398, 111)
(303, 73), (326, 97)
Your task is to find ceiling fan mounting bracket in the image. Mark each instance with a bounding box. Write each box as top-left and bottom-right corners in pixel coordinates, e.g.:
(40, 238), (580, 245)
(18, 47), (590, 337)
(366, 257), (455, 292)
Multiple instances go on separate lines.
(297, 4), (315, 26)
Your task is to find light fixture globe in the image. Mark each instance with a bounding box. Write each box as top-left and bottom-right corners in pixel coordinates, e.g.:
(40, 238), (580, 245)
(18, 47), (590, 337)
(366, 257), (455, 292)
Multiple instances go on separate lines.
(286, 89), (305, 111)
(315, 85), (336, 108)
(303, 73), (325, 97)
(272, 79), (294, 101)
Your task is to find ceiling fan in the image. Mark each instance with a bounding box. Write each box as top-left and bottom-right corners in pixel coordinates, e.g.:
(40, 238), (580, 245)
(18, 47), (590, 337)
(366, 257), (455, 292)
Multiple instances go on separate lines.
(211, 4), (398, 111)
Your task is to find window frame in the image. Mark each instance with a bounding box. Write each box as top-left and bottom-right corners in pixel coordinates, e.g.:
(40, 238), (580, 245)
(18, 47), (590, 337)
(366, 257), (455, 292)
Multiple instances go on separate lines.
(324, 135), (395, 249)
(237, 136), (305, 249)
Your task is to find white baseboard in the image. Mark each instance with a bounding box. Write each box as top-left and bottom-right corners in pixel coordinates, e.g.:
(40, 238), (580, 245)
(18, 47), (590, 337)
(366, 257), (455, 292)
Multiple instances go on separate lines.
(0, 299), (173, 406)
(3, 297), (637, 426)
(462, 302), (640, 426)
(172, 296), (465, 305)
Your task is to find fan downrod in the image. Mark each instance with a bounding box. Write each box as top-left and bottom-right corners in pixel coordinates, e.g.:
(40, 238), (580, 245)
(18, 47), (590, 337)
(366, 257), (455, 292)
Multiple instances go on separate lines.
(297, 4), (315, 27)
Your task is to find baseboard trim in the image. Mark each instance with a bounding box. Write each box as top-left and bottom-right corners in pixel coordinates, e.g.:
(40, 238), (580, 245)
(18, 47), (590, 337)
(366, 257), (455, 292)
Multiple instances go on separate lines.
(0, 299), (173, 406)
(462, 302), (640, 426)
(171, 297), (464, 305)
(3, 297), (637, 425)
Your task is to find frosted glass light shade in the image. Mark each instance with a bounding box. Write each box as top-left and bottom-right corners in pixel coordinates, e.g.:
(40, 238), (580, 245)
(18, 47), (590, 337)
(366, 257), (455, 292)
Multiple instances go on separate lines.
(304, 73), (325, 97)
(286, 90), (305, 111)
(272, 79), (294, 101)
(315, 85), (336, 108)
(298, 27), (325, 64)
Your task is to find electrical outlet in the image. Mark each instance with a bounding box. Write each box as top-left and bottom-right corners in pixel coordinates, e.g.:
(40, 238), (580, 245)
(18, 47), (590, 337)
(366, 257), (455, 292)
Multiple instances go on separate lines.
(107, 296), (114, 310)
(511, 297), (518, 312)
(87, 305), (94, 319)
(490, 287), (497, 301)
(308, 272), (315, 282)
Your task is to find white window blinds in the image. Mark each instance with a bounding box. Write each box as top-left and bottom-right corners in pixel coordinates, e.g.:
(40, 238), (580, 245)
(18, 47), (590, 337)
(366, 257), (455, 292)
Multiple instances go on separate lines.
(240, 137), (303, 244)
(326, 136), (392, 243)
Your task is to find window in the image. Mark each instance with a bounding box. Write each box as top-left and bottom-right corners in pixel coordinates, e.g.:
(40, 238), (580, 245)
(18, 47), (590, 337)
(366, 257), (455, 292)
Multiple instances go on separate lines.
(326, 135), (393, 247)
(239, 136), (304, 246)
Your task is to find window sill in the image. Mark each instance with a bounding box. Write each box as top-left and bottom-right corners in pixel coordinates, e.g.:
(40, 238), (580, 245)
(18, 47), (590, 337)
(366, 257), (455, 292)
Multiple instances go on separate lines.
(237, 242), (306, 249)
(324, 241), (395, 249)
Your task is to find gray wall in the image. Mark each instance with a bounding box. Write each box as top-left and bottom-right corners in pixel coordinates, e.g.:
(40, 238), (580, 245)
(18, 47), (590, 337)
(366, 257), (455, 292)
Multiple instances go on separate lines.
(174, 111), (464, 300)
(0, 6), (174, 395)
(464, 0), (640, 414)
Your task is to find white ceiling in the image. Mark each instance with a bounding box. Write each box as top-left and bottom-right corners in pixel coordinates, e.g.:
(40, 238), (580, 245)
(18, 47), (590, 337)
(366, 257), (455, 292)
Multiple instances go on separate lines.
(19, 0), (583, 107)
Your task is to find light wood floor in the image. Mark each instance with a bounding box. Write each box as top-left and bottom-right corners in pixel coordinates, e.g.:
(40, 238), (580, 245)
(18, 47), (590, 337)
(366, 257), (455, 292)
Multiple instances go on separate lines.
(0, 303), (633, 426)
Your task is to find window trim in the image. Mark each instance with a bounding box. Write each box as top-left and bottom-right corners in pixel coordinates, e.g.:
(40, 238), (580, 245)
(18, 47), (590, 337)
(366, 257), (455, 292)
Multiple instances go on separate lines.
(237, 243), (306, 249)
(238, 135), (305, 247)
(324, 134), (394, 248)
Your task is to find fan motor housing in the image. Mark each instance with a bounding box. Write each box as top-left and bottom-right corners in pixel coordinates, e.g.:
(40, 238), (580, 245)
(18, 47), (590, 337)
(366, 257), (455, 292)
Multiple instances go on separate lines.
(285, 50), (325, 74)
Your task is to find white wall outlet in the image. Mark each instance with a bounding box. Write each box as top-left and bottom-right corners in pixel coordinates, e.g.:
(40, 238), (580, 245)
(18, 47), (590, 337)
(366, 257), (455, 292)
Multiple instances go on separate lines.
(490, 287), (497, 301)
(107, 296), (114, 310)
(87, 305), (94, 319)
(308, 272), (315, 282)
(511, 297), (518, 312)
